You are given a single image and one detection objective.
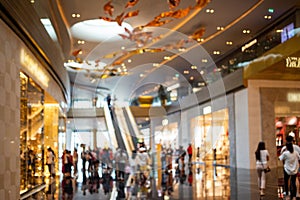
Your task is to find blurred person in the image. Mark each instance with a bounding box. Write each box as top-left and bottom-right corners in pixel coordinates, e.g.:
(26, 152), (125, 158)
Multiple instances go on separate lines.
(73, 148), (78, 176)
(279, 142), (300, 200)
(187, 143), (193, 163)
(46, 147), (55, 178)
(62, 173), (75, 200)
(255, 141), (269, 196)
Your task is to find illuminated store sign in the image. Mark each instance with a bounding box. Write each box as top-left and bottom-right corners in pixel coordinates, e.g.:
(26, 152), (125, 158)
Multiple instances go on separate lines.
(286, 57), (300, 68)
(287, 93), (300, 102)
(281, 23), (294, 43)
(20, 49), (49, 87)
(203, 106), (211, 114)
(241, 39), (257, 52)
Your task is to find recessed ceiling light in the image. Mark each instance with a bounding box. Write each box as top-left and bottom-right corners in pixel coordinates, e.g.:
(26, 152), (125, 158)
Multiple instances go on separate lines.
(183, 70), (189, 74)
(127, 59), (132, 63)
(213, 51), (220, 55)
(276, 29), (283, 33)
(164, 56), (171, 60)
(190, 76), (194, 80)
(226, 41), (233, 45)
(153, 63), (159, 67)
(242, 29), (251, 34)
(77, 40), (85, 44)
(202, 59), (208, 63)
(217, 26), (224, 31)
(200, 70), (205, 75)
(30, 0), (35, 3)
(121, 46), (126, 50)
(198, 82), (206, 86)
(72, 13), (81, 18)
(206, 9), (214, 13)
(264, 15), (272, 20)
(197, 38), (204, 42)
(191, 65), (197, 69)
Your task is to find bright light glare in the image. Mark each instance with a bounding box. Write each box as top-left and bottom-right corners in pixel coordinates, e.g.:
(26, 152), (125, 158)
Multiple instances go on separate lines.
(40, 18), (58, 41)
(71, 19), (133, 42)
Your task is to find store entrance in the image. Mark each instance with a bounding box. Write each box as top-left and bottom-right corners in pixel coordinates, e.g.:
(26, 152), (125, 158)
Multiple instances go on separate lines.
(275, 116), (300, 156)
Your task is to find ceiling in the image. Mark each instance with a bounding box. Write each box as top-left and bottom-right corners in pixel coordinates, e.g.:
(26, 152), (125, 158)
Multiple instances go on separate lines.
(57, 0), (297, 103)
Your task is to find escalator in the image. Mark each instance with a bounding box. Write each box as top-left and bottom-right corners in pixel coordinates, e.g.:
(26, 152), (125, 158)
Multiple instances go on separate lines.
(109, 108), (127, 151)
(122, 107), (139, 153)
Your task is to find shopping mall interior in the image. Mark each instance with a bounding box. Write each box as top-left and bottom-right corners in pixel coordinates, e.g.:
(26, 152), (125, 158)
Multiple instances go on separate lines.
(1, 0), (300, 199)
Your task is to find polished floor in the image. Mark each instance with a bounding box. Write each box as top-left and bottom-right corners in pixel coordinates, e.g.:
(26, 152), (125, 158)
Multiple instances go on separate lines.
(38, 161), (300, 200)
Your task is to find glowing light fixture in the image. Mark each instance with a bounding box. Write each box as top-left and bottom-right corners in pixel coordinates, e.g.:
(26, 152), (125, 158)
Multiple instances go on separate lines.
(40, 18), (58, 41)
(71, 19), (133, 42)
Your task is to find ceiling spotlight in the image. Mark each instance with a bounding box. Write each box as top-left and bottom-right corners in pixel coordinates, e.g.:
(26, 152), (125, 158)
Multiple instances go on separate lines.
(164, 56), (171, 60)
(242, 29), (251, 34)
(30, 0), (35, 3)
(127, 59), (132, 63)
(72, 13), (81, 18)
(183, 70), (189, 74)
(153, 63), (160, 67)
(226, 41), (233, 45)
(202, 59), (208, 63)
(190, 76), (194, 80)
(206, 9), (214, 13)
(213, 51), (220, 55)
(217, 26), (224, 31)
(191, 65), (197, 70)
(200, 70), (205, 75)
(197, 38), (204, 42)
(121, 46), (126, 50)
(264, 15), (272, 20)
(77, 40), (85, 44)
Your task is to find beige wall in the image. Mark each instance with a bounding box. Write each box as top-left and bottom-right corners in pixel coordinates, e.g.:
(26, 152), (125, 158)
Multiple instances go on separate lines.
(0, 20), (21, 200)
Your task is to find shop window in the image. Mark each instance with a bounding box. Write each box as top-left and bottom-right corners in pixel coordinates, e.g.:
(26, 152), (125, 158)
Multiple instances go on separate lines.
(20, 72), (45, 194)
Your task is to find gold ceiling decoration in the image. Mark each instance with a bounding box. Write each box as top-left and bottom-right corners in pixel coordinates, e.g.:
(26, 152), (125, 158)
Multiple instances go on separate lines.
(67, 0), (210, 79)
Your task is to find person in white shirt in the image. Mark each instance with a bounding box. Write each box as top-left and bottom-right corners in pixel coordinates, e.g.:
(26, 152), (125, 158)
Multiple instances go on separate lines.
(280, 135), (300, 155)
(279, 141), (300, 200)
(46, 147), (55, 178)
(255, 141), (269, 196)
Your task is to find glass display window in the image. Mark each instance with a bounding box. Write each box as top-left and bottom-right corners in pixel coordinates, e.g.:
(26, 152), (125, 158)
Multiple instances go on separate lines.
(20, 72), (45, 194)
(191, 109), (229, 163)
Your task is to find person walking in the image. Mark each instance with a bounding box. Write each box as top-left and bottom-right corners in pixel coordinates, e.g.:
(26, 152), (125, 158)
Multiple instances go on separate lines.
(73, 148), (78, 177)
(255, 141), (269, 196)
(279, 142), (300, 200)
(46, 147), (55, 178)
(187, 143), (193, 163)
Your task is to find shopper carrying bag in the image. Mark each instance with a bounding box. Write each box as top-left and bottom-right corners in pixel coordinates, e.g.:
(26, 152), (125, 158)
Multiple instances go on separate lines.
(279, 142), (300, 200)
(255, 141), (270, 196)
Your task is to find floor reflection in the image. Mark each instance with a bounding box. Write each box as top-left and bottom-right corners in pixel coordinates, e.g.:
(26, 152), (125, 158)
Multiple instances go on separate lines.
(35, 159), (288, 200)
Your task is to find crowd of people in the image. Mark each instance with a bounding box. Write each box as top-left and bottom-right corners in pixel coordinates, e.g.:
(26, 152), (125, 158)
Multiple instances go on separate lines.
(43, 141), (197, 199)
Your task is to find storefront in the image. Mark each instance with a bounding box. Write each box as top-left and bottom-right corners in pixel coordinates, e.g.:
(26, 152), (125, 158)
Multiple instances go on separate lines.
(19, 49), (68, 196)
(190, 109), (229, 163)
